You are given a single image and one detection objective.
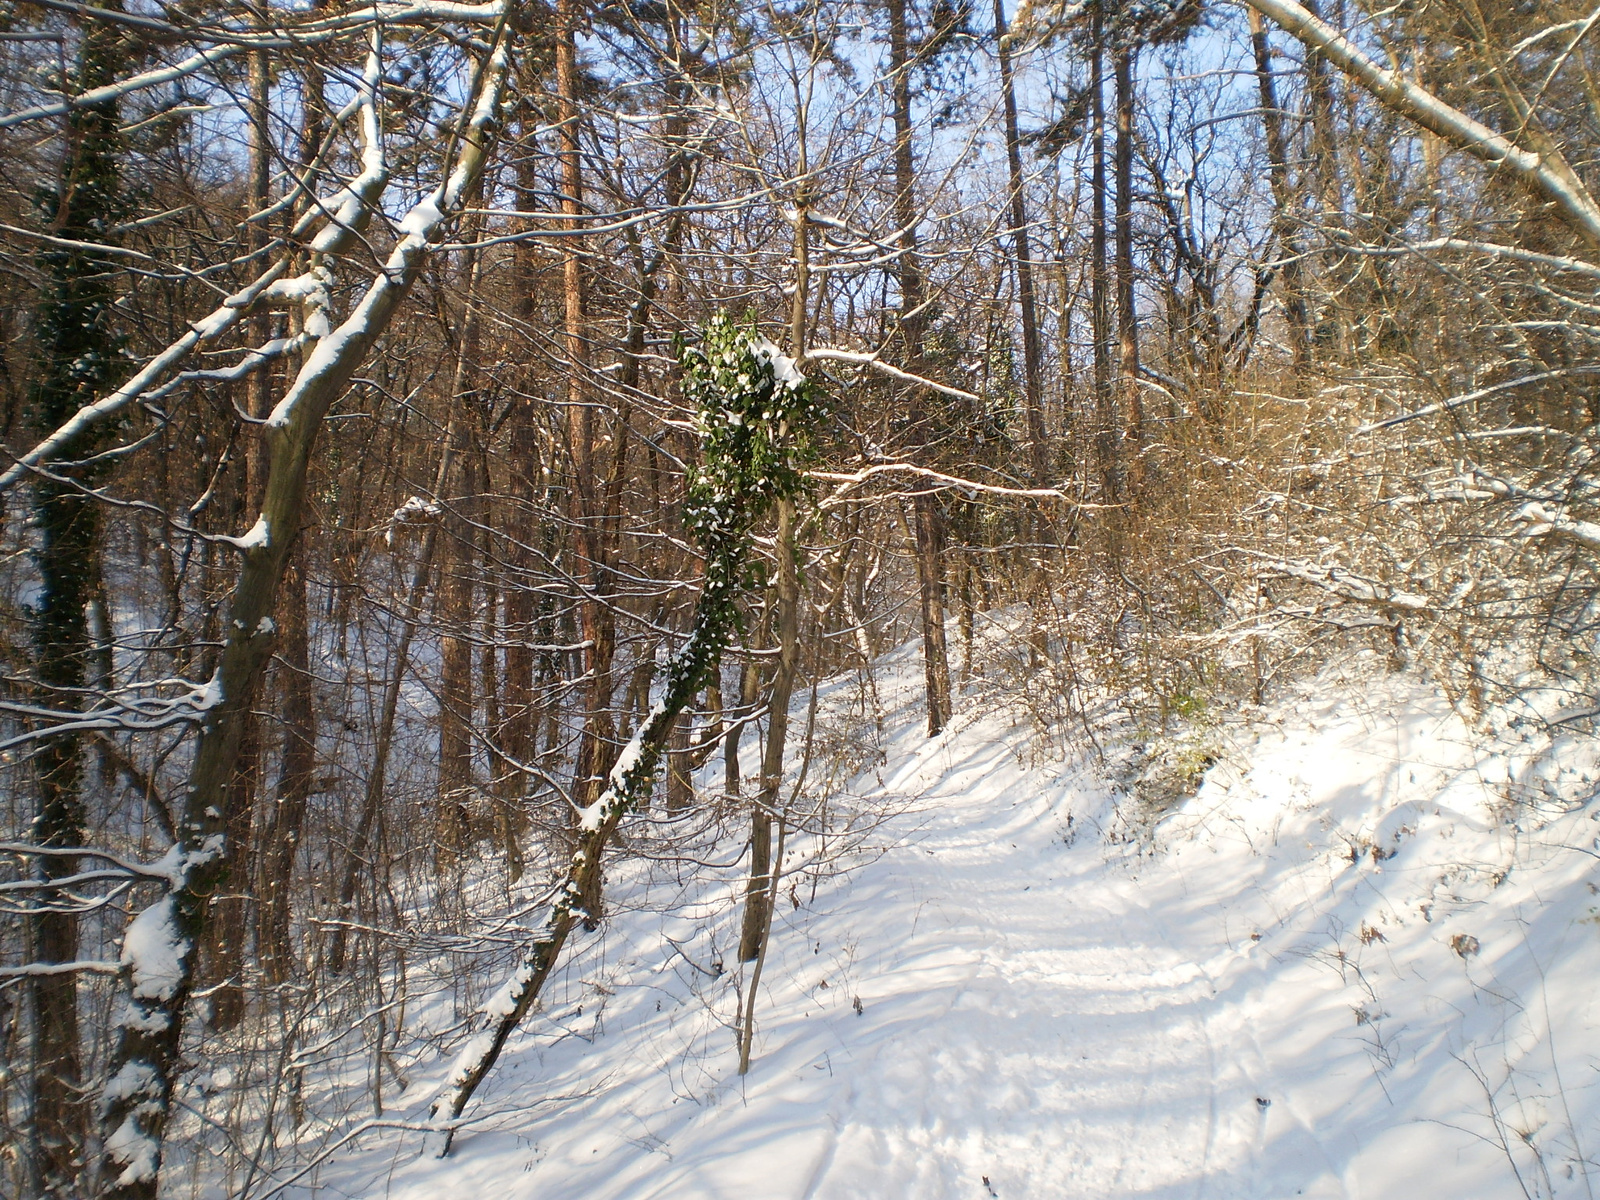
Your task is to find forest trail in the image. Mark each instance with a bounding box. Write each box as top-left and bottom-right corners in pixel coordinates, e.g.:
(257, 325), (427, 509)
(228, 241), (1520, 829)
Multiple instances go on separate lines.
(332, 657), (1600, 1200)
(772, 729), (1230, 1199)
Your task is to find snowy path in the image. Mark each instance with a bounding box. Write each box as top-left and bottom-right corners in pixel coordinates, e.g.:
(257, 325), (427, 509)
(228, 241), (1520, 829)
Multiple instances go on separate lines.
(785, 737), (1227, 1199)
(326, 665), (1600, 1200)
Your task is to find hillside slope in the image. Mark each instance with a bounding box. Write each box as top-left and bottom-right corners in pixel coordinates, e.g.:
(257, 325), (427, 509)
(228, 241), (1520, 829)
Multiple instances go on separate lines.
(317, 652), (1600, 1199)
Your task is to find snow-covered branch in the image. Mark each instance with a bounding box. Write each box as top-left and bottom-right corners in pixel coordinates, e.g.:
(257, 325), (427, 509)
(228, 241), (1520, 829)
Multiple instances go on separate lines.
(0, 2), (508, 129)
(1259, 559), (1432, 613)
(805, 346), (981, 403)
(1354, 367), (1600, 433)
(1247, 0), (1600, 248)
(1341, 237), (1600, 280)
(1515, 502), (1600, 553)
(0, 960), (122, 979)
(0, 44), (389, 495)
(811, 463), (1113, 508)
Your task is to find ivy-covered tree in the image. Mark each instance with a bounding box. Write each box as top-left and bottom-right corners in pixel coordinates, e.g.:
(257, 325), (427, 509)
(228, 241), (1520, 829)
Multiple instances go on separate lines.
(24, 9), (127, 1195)
(428, 311), (826, 1154)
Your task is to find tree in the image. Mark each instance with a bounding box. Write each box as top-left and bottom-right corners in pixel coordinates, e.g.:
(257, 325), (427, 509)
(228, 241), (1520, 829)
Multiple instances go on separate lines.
(429, 312), (826, 1152)
(2, 2), (1595, 1192)
(22, 7), (125, 1193)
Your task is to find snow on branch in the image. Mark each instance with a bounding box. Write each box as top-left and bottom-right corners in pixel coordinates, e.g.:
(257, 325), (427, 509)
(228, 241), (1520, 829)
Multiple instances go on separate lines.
(0, 842), (198, 885)
(0, 2), (508, 129)
(0, 44), (388, 495)
(1515, 502), (1600, 553)
(805, 346), (981, 403)
(1259, 559), (1431, 613)
(811, 463), (1114, 508)
(0, 960), (122, 979)
(0, 676), (226, 753)
(1340, 238), (1600, 281)
(261, 34), (502, 434)
(1248, 0), (1600, 248)
(1353, 367), (1600, 433)
(0, 263), (290, 491)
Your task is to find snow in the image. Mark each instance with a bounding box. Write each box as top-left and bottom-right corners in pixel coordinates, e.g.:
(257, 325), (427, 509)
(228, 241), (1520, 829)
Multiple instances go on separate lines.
(575, 704), (663, 831)
(752, 335), (806, 389)
(106, 1113), (161, 1186)
(192, 670), (223, 712)
(221, 515), (270, 552)
(121, 895), (187, 1003)
(1517, 501), (1600, 552)
(190, 307), (236, 340)
(290, 649), (1600, 1200)
(439, 960), (541, 1102)
(392, 495), (443, 526)
(443, 1031), (498, 1093)
(398, 197), (444, 240)
(116, 999), (173, 1034)
(263, 266), (334, 305)
(105, 1062), (167, 1183)
(103, 1061), (160, 1106)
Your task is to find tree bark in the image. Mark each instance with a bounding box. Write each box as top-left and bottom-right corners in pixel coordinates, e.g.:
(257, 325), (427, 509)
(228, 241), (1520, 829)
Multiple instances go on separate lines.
(1089, 10), (1118, 503)
(738, 509), (797, 961)
(889, 0), (952, 735)
(501, 100), (543, 811)
(558, 0), (617, 927)
(994, 0), (1048, 485)
(740, 194), (810, 960)
(666, 712), (695, 813)
(26, 8), (125, 1190)
(1113, 41), (1144, 468)
(255, 543), (316, 985)
(204, 23), (283, 1034)
(1249, 8), (1312, 368)
(437, 245), (483, 863)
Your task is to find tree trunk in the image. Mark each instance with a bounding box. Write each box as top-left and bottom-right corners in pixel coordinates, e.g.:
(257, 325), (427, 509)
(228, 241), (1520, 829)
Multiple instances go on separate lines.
(430, 581), (733, 1153)
(436, 442), (477, 861)
(725, 652), (759, 799)
(1249, 8), (1312, 368)
(501, 103), (543, 811)
(26, 9), (124, 1189)
(1090, 11), (1118, 503)
(437, 213), (485, 864)
(740, 195), (810, 961)
(558, 0), (618, 927)
(255, 543), (316, 985)
(994, 0), (1048, 485)
(889, 0), (952, 735)
(98, 37), (513, 1193)
(204, 695), (260, 1032)
(1113, 42), (1144, 471)
(666, 711), (695, 813)
(739, 507), (798, 961)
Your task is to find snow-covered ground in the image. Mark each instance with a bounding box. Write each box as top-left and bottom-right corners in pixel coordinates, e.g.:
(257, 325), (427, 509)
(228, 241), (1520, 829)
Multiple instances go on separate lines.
(306, 648), (1600, 1199)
